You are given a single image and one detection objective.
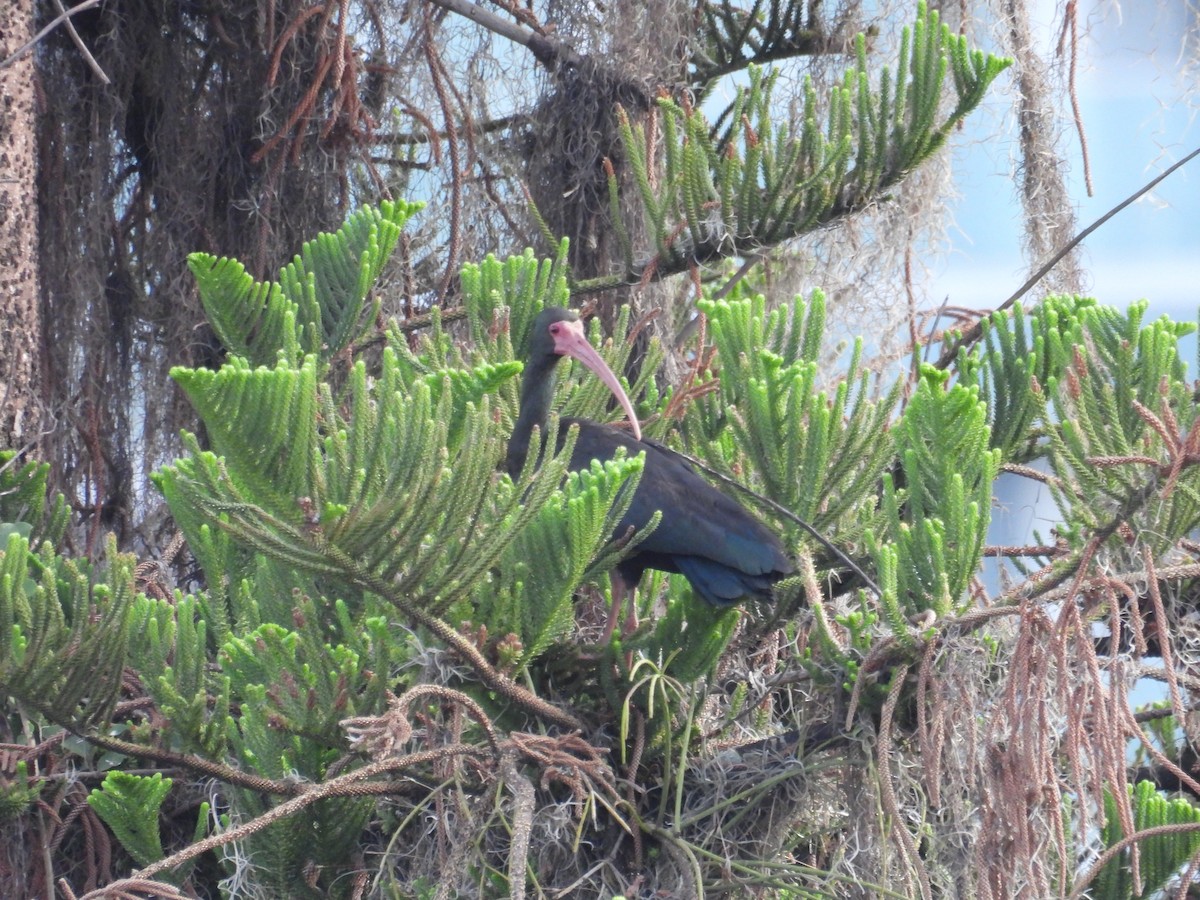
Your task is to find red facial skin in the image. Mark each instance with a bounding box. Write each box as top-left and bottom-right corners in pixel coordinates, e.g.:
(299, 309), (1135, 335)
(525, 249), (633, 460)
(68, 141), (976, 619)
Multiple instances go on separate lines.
(548, 318), (642, 442)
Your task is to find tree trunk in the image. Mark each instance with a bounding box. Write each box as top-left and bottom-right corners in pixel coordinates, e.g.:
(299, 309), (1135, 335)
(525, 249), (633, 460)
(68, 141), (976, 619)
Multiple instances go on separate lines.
(0, 0), (43, 455)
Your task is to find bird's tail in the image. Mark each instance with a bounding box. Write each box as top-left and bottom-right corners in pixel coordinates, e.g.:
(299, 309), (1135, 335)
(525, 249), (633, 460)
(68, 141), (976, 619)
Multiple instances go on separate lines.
(675, 557), (782, 607)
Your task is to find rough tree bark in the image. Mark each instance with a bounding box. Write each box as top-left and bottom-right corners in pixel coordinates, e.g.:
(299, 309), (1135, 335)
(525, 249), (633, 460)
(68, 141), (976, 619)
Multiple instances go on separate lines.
(0, 0), (43, 454)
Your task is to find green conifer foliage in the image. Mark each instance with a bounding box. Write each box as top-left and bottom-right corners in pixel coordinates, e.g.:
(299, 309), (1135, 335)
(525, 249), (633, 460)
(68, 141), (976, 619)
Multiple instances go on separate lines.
(24, 5), (1200, 891)
(1044, 301), (1200, 554)
(1093, 781), (1200, 900)
(130, 208), (659, 893)
(0, 529), (136, 730)
(88, 771), (174, 868)
(0, 452), (69, 547)
(15, 217), (1200, 896)
(587, 2), (1012, 288)
(874, 365), (1001, 618)
(187, 201), (422, 367)
(161, 230), (647, 652)
(0, 457), (149, 856)
(127, 593), (231, 758)
(692, 292), (897, 534)
(958, 297), (1092, 464)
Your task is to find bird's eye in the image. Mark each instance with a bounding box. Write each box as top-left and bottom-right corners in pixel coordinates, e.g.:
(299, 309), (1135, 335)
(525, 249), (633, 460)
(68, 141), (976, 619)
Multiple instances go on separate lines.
(549, 323), (561, 334)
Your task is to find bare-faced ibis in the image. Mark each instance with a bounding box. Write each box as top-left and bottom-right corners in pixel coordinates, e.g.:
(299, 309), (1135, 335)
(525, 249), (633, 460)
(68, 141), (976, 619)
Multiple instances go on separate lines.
(506, 307), (794, 637)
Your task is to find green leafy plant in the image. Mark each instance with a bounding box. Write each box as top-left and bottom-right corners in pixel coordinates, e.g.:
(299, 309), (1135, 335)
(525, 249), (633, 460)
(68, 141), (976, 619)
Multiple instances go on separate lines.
(1092, 781), (1200, 900)
(188, 201), (421, 367)
(873, 364), (1000, 619)
(88, 771), (174, 867)
(586, 2), (1012, 288)
(0, 8), (1053, 892)
(0, 529), (136, 730)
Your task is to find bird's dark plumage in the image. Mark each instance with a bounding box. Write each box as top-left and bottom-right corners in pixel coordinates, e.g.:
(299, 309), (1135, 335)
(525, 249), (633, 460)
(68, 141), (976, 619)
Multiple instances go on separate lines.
(570, 420), (790, 605)
(507, 307), (793, 610)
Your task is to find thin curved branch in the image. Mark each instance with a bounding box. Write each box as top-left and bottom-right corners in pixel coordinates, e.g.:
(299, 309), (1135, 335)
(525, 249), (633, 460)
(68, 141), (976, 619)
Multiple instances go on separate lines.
(1, 0), (104, 71)
(133, 745), (487, 880)
(323, 541), (584, 731)
(936, 144), (1200, 369)
(424, 0), (570, 71)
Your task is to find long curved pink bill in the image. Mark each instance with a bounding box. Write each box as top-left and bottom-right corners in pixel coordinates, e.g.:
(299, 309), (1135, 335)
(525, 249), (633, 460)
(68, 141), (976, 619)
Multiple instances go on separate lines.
(554, 319), (642, 441)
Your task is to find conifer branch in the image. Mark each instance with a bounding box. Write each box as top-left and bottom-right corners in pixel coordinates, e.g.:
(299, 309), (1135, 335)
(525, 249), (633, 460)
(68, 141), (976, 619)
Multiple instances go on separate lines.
(322, 541), (583, 731)
(81, 733), (304, 796)
(132, 745), (488, 880)
(577, 5), (1010, 295)
(937, 144), (1200, 369)
(425, 0), (651, 107)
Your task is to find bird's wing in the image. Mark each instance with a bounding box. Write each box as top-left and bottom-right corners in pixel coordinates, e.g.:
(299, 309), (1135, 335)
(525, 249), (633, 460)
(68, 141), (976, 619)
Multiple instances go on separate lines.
(565, 419), (792, 576)
(633, 448), (789, 571)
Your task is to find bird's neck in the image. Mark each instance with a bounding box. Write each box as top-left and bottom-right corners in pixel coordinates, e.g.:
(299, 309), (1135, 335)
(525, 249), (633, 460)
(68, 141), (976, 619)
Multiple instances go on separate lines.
(506, 354), (560, 477)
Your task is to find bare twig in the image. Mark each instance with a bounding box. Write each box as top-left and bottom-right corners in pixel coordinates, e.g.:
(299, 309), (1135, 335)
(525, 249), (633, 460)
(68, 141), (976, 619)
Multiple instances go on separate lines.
(1056, 0), (1092, 196)
(374, 113), (527, 145)
(47, 0), (109, 83)
(937, 144), (1200, 369)
(423, 16), (462, 307)
(877, 662), (933, 900)
(81, 733), (303, 796)
(61, 876), (188, 900)
(133, 745), (486, 880)
(500, 753), (535, 900)
(1, 0), (105, 71)
(982, 544), (1062, 558)
(424, 0), (583, 72)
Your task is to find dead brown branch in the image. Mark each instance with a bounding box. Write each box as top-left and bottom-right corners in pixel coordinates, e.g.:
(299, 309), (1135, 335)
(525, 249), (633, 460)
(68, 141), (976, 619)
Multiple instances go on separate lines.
(132, 744), (487, 881)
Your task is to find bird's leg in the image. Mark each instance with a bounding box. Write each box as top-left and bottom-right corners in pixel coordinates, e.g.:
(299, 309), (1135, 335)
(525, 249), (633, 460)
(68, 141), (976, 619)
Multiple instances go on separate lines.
(601, 574), (640, 671)
(602, 572), (644, 643)
(622, 585), (639, 636)
(602, 575), (628, 645)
